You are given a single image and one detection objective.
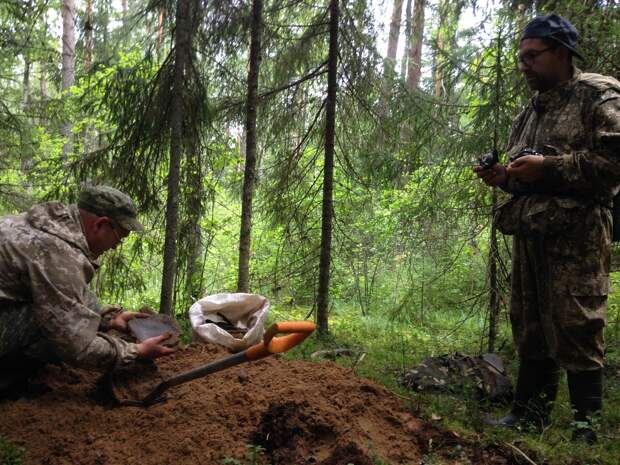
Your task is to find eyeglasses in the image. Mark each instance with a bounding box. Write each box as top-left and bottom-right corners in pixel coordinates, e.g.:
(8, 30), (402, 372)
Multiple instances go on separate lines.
(517, 47), (554, 67)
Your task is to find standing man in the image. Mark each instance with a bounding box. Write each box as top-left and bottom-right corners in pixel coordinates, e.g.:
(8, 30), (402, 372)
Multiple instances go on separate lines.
(0, 185), (174, 395)
(474, 14), (620, 443)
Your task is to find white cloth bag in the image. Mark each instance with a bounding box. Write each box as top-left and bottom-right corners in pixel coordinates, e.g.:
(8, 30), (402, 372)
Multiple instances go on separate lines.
(188, 293), (269, 351)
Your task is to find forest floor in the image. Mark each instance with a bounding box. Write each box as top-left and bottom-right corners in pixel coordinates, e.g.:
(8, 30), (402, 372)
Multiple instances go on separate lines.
(0, 342), (538, 465)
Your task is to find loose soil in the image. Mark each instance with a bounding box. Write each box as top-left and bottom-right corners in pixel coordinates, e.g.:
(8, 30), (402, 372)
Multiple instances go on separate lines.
(0, 343), (519, 465)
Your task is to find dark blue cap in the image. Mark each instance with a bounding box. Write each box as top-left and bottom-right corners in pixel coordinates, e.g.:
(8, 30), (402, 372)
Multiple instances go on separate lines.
(521, 14), (584, 60)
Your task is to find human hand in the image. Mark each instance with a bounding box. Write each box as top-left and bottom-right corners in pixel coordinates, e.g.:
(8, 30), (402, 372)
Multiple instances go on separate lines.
(473, 163), (508, 187)
(136, 334), (176, 360)
(109, 311), (149, 333)
(506, 155), (544, 183)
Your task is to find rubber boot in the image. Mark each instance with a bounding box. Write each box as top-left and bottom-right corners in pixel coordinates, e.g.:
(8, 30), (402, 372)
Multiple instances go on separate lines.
(525, 358), (561, 429)
(567, 369), (603, 445)
(485, 358), (560, 430)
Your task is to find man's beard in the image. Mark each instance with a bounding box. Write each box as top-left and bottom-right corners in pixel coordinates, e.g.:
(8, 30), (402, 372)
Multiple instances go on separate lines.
(525, 72), (557, 92)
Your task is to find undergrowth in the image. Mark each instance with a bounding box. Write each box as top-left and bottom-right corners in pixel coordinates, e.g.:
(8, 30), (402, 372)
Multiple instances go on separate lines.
(0, 436), (25, 465)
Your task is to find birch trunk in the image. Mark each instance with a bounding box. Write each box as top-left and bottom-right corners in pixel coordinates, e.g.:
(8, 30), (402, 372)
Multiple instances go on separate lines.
(61, 0), (75, 157)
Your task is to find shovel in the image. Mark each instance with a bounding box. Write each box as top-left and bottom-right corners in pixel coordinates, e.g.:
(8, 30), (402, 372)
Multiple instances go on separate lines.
(109, 320), (316, 407)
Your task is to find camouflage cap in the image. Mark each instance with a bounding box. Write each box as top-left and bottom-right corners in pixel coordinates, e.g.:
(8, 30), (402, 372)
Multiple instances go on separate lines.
(78, 185), (144, 232)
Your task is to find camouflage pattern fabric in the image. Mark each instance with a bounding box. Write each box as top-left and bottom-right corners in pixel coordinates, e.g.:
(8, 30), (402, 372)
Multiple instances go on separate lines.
(0, 202), (139, 371)
(494, 68), (620, 371)
(400, 353), (513, 403)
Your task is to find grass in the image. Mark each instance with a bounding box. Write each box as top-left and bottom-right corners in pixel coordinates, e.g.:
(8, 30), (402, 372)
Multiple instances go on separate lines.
(0, 436), (25, 465)
(222, 445), (266, 465)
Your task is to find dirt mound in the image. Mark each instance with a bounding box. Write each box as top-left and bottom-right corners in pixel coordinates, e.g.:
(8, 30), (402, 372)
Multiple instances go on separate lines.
(0, 344), (515, 465)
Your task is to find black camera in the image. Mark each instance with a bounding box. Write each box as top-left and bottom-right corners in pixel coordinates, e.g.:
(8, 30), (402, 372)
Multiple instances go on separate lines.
(478, 149), (499, 169)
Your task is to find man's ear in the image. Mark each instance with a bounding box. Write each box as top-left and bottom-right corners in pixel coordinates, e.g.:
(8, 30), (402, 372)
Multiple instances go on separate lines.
(92, 216), (109, 232)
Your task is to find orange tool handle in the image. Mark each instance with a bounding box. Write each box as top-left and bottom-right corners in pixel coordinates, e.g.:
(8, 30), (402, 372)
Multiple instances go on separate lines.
(246, 321), (316, 361)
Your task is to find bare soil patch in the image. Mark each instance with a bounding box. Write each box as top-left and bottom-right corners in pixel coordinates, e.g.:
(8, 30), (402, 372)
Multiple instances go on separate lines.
(0, 344), (520, 465)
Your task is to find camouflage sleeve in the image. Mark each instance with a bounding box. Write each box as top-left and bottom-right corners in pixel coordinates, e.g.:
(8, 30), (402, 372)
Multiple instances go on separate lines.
(541, 91), (620, 198)
(83, 287), (118, 332)
(26, 246), (139, 371)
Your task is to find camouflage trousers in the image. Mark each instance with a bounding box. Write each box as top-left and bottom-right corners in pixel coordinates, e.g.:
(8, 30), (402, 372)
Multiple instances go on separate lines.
(0, 289), (101, 363)
(0, 302), (60, 363)
(509, 205), (611, 372)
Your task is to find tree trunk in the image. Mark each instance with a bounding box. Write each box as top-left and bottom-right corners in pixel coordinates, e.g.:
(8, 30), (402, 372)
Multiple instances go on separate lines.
(432, 0), (463, 99)
(237, 0), (263, 293)
(488, 31), (503, 353)
(185, 224), (203, 302)
(122, 0), (128, 22)
(157, 7), (166, 53)
(160, 0), (191, 315)
(316, 0), (339, 336)
(61, 0), (75, 157)
(399, 0), (412, 80)
(385, 0), (403, 78)
(85, 0), (93, 72)
(487, 189), (500, 352)
(82, 0), (96, 154)
(399, 0), (425, 174)
(23, 59), (31, 109)
(21, 58), (32, 175)
(185, 154), (204, 303)
(40, 62), (47, 100)
(39, 14), (48, 105)
(378, 0), (403, 142)
(61, 0), (75, 89)
(406, 0), (425, 90)
(20, 0), (34, 110)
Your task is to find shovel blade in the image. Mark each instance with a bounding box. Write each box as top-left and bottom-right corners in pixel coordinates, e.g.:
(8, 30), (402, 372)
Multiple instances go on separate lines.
(106, 360), (167, 407)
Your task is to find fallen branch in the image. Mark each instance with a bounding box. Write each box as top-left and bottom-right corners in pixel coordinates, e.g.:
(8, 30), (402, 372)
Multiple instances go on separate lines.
(352, 352), (366, 371)
(504, 442), (538, 465)
(311, 348), (358, 359)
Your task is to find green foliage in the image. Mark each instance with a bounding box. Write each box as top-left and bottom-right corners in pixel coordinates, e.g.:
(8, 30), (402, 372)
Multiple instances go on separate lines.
(0, 436), (25, 465)
(0, 2), (619, 463)
(222, 444), (266, 465)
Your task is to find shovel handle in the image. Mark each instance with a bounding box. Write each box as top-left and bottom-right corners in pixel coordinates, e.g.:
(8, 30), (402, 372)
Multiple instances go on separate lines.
(129, 321), (315, 407)
(246, 321), (316, 361)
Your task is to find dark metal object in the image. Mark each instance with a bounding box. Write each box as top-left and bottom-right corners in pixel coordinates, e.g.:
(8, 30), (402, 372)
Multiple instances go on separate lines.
(478, 149), (499, 169)
(127, 314), (180, 347)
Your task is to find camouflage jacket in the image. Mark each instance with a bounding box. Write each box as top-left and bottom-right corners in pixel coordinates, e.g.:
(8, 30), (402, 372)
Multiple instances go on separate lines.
(495, 68), (620, 236)
(0, 202), (139, 370)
